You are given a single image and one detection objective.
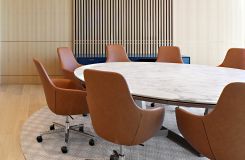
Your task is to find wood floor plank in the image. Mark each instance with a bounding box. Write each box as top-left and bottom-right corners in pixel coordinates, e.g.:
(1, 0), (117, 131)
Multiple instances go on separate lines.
(0, 85), (46, 160)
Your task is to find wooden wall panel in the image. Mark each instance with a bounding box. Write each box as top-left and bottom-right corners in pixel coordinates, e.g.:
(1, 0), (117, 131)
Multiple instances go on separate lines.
(173, 0), (245, 66)
(74, 0), (173, 58)
(0, 42), (72, 75)
(0, 0), (73, 84)
(0, 0), (72, 41)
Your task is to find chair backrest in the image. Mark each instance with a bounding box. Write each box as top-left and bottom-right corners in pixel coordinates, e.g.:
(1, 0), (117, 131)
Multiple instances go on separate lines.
(84, 69), (142, 145)
(106, 45), (130, 62)
(219, 48), (245, 70)
(57, 47), (85, 89)
(156, 46), (183, 63)
(33, 59), (56, 113)
(203, 82), (245, 159)
(57, 47), (81, 73)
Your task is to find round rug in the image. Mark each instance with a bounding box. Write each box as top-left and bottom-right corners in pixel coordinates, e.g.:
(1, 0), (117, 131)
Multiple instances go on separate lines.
(21, 105), (208, 160)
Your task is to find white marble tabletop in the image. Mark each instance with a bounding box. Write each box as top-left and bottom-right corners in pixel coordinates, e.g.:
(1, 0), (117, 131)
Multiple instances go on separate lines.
(74, 62), (245, 108)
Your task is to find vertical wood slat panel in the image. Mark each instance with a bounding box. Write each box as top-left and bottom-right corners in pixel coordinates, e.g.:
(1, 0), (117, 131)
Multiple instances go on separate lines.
(74, 0), (173, 58)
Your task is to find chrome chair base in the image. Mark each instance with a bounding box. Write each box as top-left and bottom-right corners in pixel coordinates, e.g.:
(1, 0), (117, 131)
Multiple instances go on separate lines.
(36, 116), (95, 153)
(110, 145), (125, 160)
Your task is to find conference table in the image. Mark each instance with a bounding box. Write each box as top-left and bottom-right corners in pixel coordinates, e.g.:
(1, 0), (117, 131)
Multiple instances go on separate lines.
(74, 62), (245, 155)
(75, 62), (245, 108)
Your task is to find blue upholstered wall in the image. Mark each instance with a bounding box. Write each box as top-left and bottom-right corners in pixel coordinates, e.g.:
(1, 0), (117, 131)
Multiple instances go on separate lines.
(77, 56), (190, 65)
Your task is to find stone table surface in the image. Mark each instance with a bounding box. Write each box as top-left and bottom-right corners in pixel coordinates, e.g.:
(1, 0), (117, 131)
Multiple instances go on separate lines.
(74, 62), (245, 108)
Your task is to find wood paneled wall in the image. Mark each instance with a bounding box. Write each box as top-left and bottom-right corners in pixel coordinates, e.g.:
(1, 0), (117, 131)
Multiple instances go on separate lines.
(173, 0), (245, 66)
(1, 0), (245, 83)
(0, 0), (73, 84)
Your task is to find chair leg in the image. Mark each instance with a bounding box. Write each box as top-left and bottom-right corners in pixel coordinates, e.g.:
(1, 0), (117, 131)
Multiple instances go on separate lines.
(119, 145), (125, 160)
(110, 145), (125, 160)
(36, 115), (96, 153)
(54, 117), (96, 147)
(65, 116), (70, 144)
(150, 102), (155, 107)
(61, 116), (70, 153)
(204, 108), (208, 115)
(36, 126), (65, 143)
(40, 127), (65, 136)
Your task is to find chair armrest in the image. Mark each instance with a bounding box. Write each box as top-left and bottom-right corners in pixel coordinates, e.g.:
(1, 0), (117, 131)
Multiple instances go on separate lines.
(62, 69), (86, 90)
(132, 107), (164, 145)
(52, 78), (77, 89)
(176, 108), (215, 159)
(54, 87), (89, 115)
(62, 69), (75, 79)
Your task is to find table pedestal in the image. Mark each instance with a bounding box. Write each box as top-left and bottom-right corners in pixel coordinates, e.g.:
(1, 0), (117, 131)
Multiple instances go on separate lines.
(163, 127), (202, 157)
(135, 99), (202, 157)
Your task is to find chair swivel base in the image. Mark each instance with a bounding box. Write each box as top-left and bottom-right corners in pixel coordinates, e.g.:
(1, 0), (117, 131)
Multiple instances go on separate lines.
(109, 145), (125, 160)
(49, 123), (84, 132)
(110, 150), (125, 160)
(36, 121), (95, 153)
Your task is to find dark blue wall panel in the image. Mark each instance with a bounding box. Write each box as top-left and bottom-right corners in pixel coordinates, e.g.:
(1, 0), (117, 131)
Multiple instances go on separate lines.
(77, 55), (190, 65)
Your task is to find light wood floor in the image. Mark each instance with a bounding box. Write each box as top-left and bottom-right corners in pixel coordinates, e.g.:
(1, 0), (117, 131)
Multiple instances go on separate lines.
(0, 85), (46, 160)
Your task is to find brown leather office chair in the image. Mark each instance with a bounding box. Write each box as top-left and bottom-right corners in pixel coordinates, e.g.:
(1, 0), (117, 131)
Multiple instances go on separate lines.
(156, 46), (183, 63)
(205, 48), (245, 116)
(106, 44), (131, 62)
(150, 46), (183, 108)
(176, 82), (245, 160)
(84, 69), (164, 159)
(57, 47), (85, 90)
(218, 48), (245, 70)
(33, 59), (94, 153)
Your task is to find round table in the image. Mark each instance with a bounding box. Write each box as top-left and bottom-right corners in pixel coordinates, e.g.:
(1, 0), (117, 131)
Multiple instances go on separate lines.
(74, 62), (245, 108)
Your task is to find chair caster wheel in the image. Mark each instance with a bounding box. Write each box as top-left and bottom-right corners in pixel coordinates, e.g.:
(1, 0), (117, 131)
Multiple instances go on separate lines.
(79, 126), (84, 132)
(151, 103), (155, 107)
(89, 139), (95, 146)
(61, 146), (68, 153)
(36, 136), (43, 143)
(50, 124), (55, 130)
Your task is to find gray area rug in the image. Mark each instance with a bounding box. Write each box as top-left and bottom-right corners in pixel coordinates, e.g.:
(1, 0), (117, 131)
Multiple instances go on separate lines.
(21, 105), (208, 160)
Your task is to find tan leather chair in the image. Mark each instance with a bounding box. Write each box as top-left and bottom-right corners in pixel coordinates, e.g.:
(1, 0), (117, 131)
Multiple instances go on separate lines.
(106, 44), (131, 62)
(176, 82), (245, 160)
(218, 48), (245, 70)
(57, 47), (85, 90)
(205, 48), (245, 116)
(156, 46), (183, 63)
(151, 46), (183, 107)
(33, 59), (94, 153)
(84, 69), (164, 159)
